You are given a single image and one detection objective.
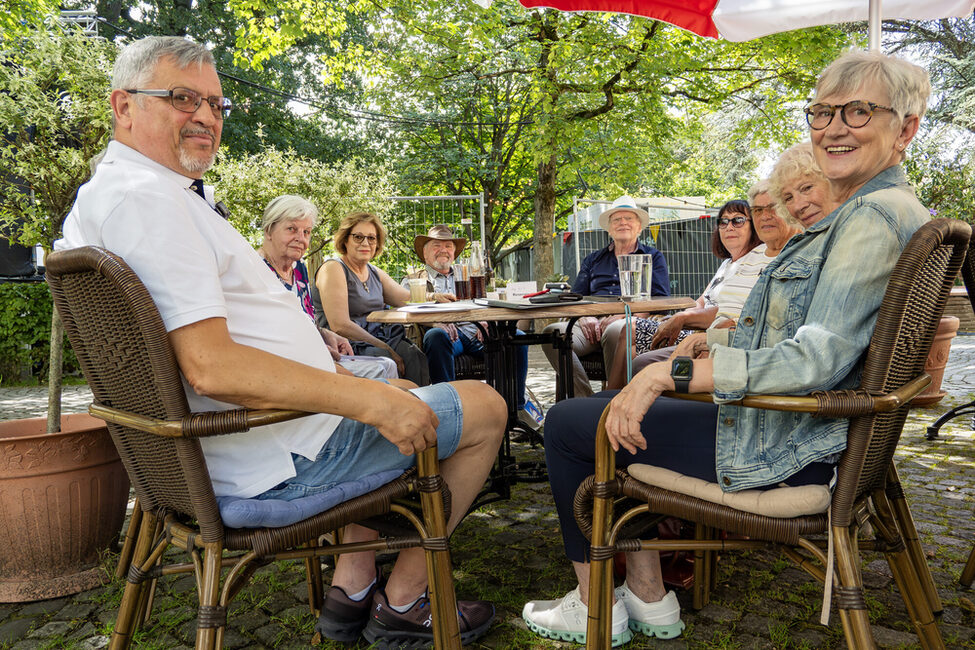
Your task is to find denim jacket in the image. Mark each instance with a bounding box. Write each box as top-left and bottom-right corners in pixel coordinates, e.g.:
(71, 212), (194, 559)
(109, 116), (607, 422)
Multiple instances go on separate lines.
(710, 166), (929, 491)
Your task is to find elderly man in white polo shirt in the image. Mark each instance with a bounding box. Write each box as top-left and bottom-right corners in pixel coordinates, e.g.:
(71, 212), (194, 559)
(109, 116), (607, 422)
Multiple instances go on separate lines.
(56, 36), (503, 647)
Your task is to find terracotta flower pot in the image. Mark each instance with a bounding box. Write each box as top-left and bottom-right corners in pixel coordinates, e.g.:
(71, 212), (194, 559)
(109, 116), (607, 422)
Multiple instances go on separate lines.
(912, 316), (960, 407)
(0, 413), (130, 602)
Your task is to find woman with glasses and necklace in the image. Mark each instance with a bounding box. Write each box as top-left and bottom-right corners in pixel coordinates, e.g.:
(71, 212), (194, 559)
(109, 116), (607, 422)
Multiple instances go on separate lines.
(524, 51), (931, 646)
(314, 211), (430, 385)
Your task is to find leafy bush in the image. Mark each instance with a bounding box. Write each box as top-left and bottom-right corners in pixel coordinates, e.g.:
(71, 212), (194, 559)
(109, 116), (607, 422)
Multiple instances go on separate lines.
(0, 282), (78, 385)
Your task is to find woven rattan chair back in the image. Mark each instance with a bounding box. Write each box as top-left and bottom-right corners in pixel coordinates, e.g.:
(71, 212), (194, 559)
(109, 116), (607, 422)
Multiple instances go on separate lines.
(832, 219), (969, 527)
(46, 246), (223, 540)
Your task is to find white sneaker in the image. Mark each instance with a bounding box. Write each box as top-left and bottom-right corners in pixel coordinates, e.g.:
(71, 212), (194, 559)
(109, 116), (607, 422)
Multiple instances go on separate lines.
(522, 585), (631, 647)
(614, 583), (685, 639)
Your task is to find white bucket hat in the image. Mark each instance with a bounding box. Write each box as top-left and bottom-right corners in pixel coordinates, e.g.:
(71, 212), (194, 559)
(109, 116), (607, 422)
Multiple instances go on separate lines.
(598, 195), (651, 231)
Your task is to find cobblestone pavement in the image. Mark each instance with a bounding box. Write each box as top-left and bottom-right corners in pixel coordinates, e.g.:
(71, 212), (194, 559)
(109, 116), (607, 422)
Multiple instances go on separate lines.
(2, 343), (975, 648)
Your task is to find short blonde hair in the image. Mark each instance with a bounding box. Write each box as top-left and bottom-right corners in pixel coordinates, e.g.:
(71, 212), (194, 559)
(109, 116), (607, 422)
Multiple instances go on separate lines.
(262, 195), (318, 237)
(334, 212), (387, 257)
(768, 142), (829, 223)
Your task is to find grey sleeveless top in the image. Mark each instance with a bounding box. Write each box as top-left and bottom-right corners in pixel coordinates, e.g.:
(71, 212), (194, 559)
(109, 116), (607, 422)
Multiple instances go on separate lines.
(312, 259), (386, 336)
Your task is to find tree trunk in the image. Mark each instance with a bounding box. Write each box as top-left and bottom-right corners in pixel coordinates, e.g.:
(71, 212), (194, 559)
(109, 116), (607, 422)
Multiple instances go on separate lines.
(46, 306), (63, 434)
(533, 154), (557, 286)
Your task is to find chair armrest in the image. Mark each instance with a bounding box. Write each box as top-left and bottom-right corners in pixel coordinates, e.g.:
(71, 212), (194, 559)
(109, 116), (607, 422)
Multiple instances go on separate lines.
(659, 373), (930, 418)
(592, 373), (930, 484)
(89, 402), (312, 438)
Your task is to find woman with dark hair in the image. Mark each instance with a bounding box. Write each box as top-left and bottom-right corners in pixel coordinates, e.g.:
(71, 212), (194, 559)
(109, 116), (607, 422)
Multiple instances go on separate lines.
(314, 211), (430, 385)
(605, 199), (769, 387)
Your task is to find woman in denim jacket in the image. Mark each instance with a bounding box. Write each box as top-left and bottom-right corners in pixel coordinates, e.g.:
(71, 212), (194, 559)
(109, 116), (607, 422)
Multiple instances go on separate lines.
(523, 51), (932, 647)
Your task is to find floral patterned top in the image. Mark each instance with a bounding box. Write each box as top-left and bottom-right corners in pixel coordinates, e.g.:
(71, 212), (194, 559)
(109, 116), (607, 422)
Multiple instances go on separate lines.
(264, 257), (314, 319)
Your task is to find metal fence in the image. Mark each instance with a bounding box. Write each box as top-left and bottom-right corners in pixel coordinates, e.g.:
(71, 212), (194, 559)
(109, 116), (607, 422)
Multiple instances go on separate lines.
(561, 198), (719, 298)
(379, 194), (486, 280)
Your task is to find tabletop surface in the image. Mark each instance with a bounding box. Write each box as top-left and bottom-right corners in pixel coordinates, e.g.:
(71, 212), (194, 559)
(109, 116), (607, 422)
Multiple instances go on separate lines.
(367, 296), (695, 324)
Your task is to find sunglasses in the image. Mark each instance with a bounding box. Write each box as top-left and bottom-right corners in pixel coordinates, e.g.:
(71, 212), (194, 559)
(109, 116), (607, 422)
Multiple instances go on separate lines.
(350, 233), (378, 245)
(717, 216), (749, 229)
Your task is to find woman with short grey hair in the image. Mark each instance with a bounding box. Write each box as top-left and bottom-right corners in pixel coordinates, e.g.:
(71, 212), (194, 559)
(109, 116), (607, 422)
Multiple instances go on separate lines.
(524, 50), (933, 647)
(258, 195), (396, 381)
(769, 141), (831, 229)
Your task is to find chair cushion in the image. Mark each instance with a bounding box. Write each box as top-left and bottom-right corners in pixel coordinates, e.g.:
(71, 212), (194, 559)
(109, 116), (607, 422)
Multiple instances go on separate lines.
(626, 465), (830, 518)
(217, 469), (404, 529)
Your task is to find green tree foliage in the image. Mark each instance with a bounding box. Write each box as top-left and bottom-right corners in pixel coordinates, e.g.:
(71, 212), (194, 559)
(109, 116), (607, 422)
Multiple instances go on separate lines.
(80, 0), (370, 163)
(0, 23), (115, 251)
(208, 146), (399, 267)
(0, 0), (59, 41)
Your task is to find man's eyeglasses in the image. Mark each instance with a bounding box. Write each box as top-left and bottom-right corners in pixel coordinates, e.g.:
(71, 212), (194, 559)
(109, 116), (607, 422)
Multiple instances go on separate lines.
(805, 100), (895, 131)
(717, 216), (749, 229)
(125, 87), (233, 119)
(350, 233), (378, 245)
(750, 204), (777, 217)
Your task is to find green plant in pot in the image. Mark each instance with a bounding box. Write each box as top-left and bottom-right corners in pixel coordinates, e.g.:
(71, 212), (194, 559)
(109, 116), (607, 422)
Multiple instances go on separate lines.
(0, 21), (130, 602)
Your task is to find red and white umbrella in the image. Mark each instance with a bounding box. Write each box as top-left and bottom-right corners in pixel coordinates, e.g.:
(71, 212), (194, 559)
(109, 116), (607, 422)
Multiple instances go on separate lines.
(517, 0), (975, 49)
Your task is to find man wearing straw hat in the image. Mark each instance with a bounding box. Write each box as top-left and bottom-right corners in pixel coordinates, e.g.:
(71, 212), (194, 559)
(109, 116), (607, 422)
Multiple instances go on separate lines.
(405, 225), (542, 432)
(541, 195), (670, 397)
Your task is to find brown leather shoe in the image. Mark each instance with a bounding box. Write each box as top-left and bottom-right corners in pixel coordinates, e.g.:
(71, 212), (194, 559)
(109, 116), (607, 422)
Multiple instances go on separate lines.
(315, 577), (380, 643)
(362, 589), (495, 648)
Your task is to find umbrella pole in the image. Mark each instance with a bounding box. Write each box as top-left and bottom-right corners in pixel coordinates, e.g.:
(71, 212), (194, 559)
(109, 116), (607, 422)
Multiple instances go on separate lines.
(869, 0), (881, 51)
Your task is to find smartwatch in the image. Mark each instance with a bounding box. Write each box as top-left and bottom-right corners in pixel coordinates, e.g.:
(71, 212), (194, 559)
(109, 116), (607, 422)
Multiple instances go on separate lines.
(671, 356), (693, 393)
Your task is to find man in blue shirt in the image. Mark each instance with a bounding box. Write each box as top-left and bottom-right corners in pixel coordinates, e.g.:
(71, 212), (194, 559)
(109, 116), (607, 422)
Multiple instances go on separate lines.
(542, 196), (670, 397)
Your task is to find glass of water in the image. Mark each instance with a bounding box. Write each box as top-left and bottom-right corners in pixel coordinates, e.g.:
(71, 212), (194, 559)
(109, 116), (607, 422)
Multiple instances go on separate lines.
(618, 254), (653, 300)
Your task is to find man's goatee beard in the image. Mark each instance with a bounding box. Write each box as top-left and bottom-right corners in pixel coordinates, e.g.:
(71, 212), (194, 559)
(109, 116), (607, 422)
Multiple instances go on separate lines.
(180, 148), (216, 174)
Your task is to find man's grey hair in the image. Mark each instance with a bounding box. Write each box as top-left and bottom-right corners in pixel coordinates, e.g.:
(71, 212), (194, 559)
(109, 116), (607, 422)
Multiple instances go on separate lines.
(813, 51), (930, 123)
(112, 36), (215, 90)
(262, 195), (319, 237)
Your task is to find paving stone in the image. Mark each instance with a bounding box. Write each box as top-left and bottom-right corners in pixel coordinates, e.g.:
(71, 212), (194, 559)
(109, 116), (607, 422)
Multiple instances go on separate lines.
(0, 618), (35, 645)
(27, 620), (72, 638)
(79, 636), (110, 649)
(58, 603), (97, 620)
(17, 598), (68, 617)
(871, 624), (923, 647)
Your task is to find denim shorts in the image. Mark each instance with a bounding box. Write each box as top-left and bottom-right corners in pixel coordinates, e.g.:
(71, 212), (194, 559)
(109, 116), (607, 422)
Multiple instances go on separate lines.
(256, 382), (463, 501)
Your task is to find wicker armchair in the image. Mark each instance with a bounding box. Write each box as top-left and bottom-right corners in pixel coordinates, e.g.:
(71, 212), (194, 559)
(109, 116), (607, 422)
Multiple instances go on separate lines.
(576, 219), (970, 649)
(46, 246), (463, 650)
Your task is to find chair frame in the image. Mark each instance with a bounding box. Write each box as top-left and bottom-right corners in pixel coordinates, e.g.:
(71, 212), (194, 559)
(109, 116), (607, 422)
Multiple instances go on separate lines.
(577, 219), (970, 649)
(46, 246), (463, 650)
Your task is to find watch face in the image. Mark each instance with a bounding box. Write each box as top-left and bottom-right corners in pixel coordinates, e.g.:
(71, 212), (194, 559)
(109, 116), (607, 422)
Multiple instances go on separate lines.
(672, 357), (693, 379)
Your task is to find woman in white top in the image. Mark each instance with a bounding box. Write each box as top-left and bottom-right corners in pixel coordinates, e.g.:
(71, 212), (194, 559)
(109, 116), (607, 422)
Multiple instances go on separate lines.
(608, 189), (800, 386)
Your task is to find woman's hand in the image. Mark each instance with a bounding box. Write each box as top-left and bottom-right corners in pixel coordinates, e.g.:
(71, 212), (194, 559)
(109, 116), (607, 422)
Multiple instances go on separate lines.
(578, 316), (601, 344)
(320, 328), (354, 356)
(605, 362), (672, 454)
(650, 314), (684, 349)
(673, 332), (709, 359)
(368, 386), (439, 455)
(435, 323), (459, 342)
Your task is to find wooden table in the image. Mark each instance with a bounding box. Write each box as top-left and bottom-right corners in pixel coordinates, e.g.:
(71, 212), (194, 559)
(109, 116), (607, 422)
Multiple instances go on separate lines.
(369, 296), (694, 504)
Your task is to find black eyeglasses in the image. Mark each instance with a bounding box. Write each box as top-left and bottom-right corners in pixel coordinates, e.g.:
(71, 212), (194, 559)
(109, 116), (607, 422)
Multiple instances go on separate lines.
(805, 100), (895, 130)
(350, 233), (378, 245)
(717, 216), (749, 229)
(125, 87), (233, 119)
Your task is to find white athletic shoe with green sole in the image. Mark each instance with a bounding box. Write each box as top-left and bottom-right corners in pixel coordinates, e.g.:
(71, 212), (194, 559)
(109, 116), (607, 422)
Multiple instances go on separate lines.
(522, 586), (632, 647)
(614, 583), (685, 639)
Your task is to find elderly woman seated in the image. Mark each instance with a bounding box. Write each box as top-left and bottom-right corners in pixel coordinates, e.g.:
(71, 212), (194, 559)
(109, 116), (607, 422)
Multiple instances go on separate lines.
(313, 211), (429, 385)
(523, 50), (932, 646)
(607, 190), (800, 387)
(770, 140), (833, 230)
(258, 195), (398, 381)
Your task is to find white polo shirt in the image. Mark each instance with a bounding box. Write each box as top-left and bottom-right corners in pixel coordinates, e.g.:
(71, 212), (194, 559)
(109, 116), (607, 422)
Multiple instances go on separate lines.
(57, 141), (341, 498)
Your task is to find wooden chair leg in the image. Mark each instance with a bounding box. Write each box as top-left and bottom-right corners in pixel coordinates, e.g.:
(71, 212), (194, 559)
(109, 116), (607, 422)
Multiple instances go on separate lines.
(196, 542), (224, 650)
(692, 523), (715, 610)
(304, 537), (324, 616)
(961, 544), (975, 587)
(109, 510), (158, 650)
(586, 413), (618, 650)
(416, 448), (461, 650)
(115, 498), (141, 580)
(886, 465), (942, 613)
(832, 525), (877, 650)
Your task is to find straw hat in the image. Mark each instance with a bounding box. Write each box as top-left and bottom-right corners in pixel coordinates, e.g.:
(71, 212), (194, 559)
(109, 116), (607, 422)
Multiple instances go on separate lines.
(413, 224), (468, 260)
(598, 195), (651, 231)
